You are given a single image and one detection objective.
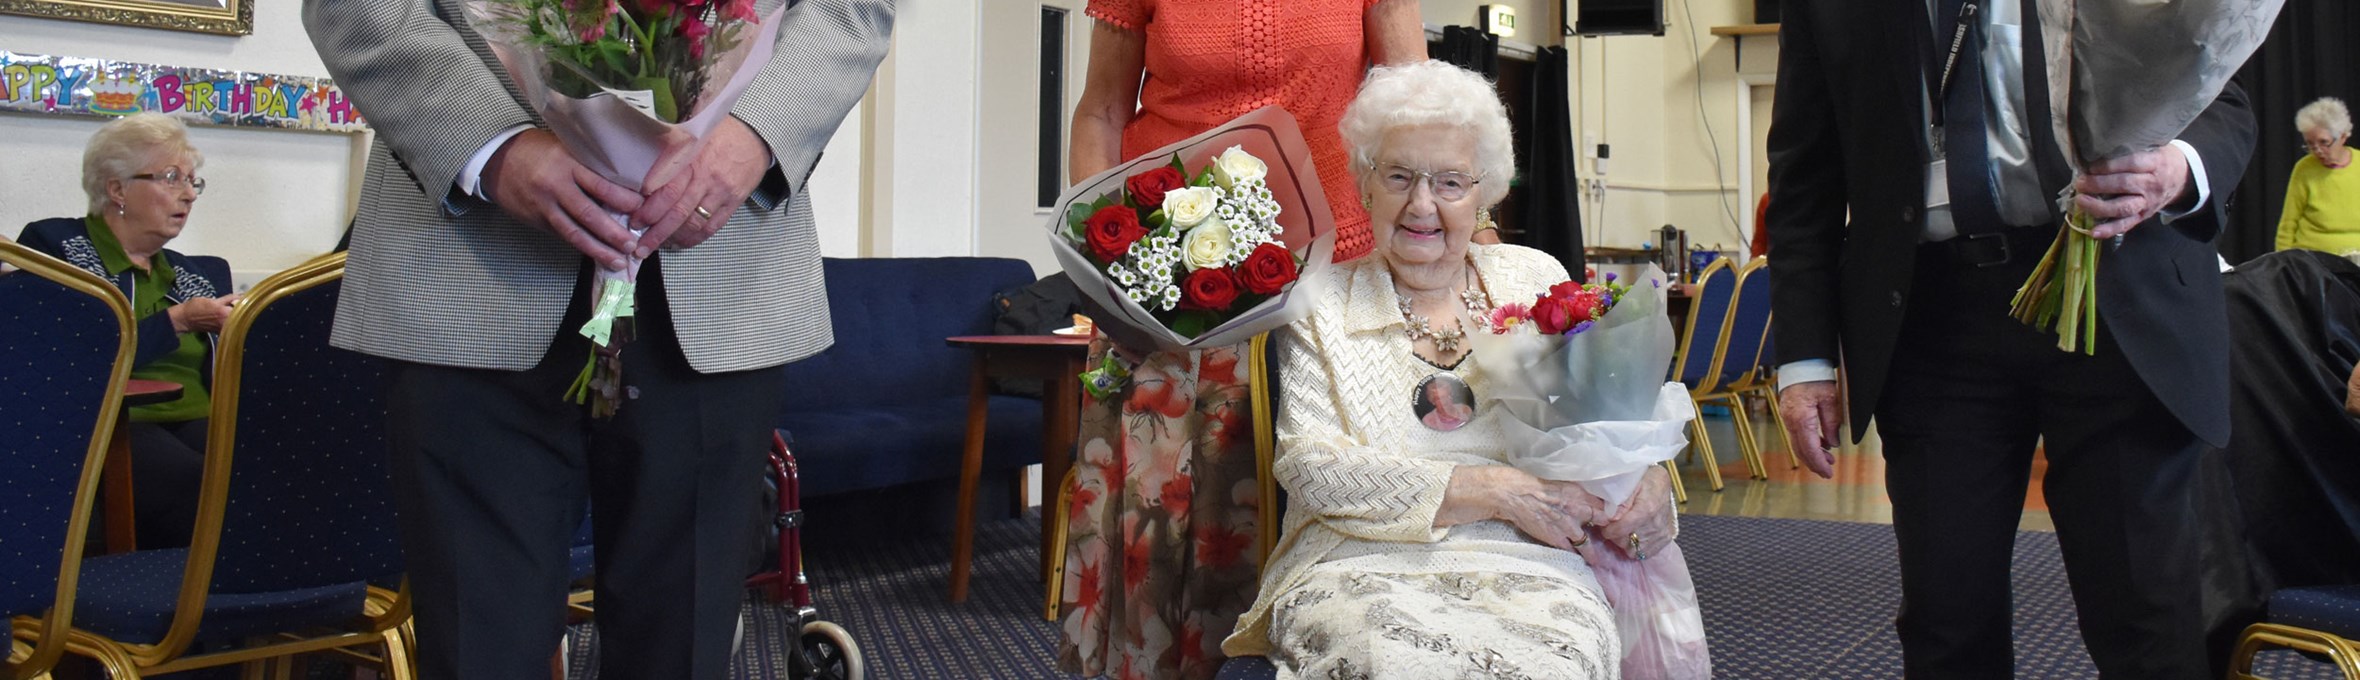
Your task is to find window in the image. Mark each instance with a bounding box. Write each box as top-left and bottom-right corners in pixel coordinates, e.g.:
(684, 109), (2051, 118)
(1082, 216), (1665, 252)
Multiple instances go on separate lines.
(1038, 6), (1068, 208)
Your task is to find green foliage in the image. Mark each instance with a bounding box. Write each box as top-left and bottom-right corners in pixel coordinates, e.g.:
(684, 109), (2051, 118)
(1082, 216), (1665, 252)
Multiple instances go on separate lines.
(1169, 311), (1217, 338)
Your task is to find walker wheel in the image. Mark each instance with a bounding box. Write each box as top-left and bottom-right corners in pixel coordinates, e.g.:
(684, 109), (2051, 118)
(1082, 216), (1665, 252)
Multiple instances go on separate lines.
(794, 620), (861, 680)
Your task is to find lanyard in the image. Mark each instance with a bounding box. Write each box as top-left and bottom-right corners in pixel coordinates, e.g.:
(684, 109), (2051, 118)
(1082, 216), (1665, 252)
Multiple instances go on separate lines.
(1930, 0), (1980, 128)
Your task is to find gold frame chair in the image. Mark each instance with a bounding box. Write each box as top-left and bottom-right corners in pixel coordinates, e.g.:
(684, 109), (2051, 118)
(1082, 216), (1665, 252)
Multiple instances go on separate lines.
(1, 240), (136, 680)
(2227, 621), (2360, 679)
(1667, 258), (1743, 498)
(1684, 257), (1777, 481)
(22, 252), (415, 679)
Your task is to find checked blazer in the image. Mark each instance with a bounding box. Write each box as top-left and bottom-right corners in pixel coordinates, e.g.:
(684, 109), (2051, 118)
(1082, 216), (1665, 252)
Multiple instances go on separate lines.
(302, 0), (892, 373)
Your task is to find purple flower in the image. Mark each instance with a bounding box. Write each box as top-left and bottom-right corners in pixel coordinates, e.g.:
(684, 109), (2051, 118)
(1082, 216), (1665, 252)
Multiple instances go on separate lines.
(1603, 272), (1618, 282)
(1564, 320), (1596, 336)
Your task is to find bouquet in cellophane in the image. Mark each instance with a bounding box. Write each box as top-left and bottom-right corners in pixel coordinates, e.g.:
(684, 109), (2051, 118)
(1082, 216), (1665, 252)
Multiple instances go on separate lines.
(2012, 0), (2282, 354)
(1468, 265), (1711, 679)
(1049, 106), (1336, 357)
(464, 0), (785, 416)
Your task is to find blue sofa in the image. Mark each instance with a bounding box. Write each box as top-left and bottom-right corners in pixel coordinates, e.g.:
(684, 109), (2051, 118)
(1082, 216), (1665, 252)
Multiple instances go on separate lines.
(778, 257), (1048, 498)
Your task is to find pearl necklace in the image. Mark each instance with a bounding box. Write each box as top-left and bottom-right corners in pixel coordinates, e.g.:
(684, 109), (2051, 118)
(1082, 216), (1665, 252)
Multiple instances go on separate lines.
(1395, 265), (1493, 355)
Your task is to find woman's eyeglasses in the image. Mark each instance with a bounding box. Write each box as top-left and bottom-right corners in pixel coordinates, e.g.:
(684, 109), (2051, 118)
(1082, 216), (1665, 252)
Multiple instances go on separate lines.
(1374, 165), (1480, 202)
(130, 168), (206, 195)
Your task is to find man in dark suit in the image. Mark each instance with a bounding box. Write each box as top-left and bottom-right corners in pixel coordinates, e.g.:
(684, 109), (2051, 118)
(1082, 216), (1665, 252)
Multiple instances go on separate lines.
(1765, 0), (2256, 676)
(302, 1), (893, 678)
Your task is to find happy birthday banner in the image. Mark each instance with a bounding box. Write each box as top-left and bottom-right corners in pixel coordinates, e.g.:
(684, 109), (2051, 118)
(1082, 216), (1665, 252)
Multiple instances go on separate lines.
(0, 50), (366, 133)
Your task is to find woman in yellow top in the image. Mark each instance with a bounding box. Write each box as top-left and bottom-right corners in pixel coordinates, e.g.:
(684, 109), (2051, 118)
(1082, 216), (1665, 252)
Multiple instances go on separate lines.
(2277, 97), (2360, 255)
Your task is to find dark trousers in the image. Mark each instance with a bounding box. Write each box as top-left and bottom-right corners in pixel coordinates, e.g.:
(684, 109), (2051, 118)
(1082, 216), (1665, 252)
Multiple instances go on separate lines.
(122, 417), (206, 549)
(384, 260), (786, 680)
(1878, 241), (2209, 679)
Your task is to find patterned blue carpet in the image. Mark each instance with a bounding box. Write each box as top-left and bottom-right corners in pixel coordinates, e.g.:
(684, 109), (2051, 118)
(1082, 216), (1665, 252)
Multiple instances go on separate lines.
(559, 513), (2340, 679)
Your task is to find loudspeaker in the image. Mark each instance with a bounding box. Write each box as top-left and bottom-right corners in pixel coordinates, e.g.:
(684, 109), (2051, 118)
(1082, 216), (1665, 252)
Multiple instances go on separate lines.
(1572, 0), (1665, 36)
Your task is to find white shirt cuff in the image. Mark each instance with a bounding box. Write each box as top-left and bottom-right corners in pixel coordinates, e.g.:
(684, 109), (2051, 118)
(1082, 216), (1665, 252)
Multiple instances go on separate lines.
(459, 124), (533, 200)
(1775, 359), (1839, 392)
(2159, 139), (2209, 223)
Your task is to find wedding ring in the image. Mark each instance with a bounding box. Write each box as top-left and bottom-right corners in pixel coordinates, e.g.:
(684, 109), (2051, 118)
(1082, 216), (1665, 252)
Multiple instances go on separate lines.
(693, 205), (714, 220)
(1570, 534), (1589, 548)
(1628, 532), (1642, 554)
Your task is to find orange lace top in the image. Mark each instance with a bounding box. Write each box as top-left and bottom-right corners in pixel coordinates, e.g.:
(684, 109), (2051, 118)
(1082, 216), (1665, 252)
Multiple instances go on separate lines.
(1087, 0), (1383, 261)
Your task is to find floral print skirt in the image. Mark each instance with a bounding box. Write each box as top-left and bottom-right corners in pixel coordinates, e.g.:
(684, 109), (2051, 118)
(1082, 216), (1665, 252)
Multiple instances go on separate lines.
(1268, 569), (1620, 680)
(1057, 342), (1264, 680)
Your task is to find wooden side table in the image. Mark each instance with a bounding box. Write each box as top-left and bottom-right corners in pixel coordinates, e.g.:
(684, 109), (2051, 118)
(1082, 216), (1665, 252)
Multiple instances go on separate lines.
(102, 378), (184, 554)
(943, 334), (1091, 602)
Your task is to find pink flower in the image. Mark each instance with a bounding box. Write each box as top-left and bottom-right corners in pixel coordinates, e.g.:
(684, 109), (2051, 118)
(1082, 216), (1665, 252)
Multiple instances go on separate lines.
(721, 0), (758, 22)
(1488, 302), (1530, 332)
(681, 15), (711, 59)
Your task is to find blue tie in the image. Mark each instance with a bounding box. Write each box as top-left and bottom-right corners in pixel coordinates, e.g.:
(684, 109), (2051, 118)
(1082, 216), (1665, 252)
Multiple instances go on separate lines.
(1937, 0), (2003, 235)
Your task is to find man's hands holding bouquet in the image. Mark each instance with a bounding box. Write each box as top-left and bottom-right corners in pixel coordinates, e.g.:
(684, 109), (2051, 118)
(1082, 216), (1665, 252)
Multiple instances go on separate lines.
(632, 117), (772, 252)
(487, 119), (771, 267)
(2073, 144), (2193, 239)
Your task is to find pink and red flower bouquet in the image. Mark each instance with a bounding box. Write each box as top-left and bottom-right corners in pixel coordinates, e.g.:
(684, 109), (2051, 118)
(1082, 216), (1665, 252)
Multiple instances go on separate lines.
(1048, 106), (1337, 352)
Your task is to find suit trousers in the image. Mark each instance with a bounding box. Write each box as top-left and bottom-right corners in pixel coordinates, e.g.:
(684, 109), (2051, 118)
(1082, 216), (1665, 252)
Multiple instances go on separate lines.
(1877, 238), (2208, 679)
(384, 257), (787, 680)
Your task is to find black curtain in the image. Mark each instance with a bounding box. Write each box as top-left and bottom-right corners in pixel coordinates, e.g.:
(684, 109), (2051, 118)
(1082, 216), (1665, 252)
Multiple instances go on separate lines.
(1522, 47), (1587, 283)
(2225, 0), (2359, 264)
(1436, 26), (1499, 78)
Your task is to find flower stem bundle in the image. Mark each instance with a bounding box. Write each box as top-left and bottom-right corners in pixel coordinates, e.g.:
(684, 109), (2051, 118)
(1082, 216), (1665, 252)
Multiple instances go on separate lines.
(2008, 202), (2099, 355)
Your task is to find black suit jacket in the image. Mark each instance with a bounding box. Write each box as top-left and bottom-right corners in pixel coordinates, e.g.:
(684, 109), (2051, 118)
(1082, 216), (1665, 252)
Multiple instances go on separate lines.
(1764, 0), (2256, 447)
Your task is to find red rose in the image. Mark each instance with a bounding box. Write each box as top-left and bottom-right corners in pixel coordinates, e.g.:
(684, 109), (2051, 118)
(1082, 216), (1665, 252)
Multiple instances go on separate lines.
(1569, 289), (1608, 322)
(1082, 204), (1147, 263)
(1234, 243), (1297, 295)
(1178, 267), (1241, 311)
(1531, 295), (1576, 335)
(1126, 167), (1186, 210)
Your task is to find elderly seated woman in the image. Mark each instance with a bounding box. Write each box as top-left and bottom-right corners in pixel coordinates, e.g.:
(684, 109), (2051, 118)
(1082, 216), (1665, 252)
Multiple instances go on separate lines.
(18, 113), (236, 550)
(2276, 97), (2360, 256)
(1220, 61), (1679, 678)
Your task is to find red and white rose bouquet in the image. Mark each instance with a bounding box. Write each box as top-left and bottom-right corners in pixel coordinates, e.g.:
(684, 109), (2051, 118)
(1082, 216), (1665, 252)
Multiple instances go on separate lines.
(465, 0), (785, 416)
(1049, 106), (1336, 352)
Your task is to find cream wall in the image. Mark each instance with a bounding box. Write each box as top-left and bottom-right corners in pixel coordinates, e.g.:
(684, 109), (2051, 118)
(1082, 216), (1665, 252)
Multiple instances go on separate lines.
(0, 0), (1779, 286)
(1569, 0), (1770, 258)
(0, 6), (363, 289)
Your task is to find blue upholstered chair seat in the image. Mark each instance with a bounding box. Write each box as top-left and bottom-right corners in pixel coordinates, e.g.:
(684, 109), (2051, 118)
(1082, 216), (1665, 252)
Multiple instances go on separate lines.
(74, 549), (370, 645)
(778, 394), (1046, 498)
(2269, 585), (2360, 640)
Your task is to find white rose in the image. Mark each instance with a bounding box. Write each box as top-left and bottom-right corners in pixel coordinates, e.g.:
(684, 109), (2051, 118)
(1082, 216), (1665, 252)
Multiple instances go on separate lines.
(1162, 186), (1218, 228)
(1180, 218), (1236, 271)
(1212, 146), (1268, 188)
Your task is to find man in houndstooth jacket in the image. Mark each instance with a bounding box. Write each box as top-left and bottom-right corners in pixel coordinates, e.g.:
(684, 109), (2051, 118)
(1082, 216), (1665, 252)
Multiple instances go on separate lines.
(302, 1), (892, 677)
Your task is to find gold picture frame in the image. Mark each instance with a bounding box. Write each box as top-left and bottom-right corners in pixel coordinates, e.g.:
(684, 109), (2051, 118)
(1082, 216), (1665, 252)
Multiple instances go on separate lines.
(0, 0), (252, 36)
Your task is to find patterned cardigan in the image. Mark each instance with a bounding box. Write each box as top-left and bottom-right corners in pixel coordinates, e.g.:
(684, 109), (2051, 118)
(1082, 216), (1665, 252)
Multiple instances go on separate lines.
(17, 216), (231, 382)
(1222, 243), (1576, 656)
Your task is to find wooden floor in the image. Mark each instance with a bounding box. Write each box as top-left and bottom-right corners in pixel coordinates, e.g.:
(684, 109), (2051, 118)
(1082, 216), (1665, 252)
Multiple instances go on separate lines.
(1675, 403), (2057, 532)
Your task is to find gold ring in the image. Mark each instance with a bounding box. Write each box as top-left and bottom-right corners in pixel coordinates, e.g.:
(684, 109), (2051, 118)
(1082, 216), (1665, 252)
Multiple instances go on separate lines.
(694, 205), (713, 220)
(1628, 532), (1642, 553)
(1570, 534), (1589, 548)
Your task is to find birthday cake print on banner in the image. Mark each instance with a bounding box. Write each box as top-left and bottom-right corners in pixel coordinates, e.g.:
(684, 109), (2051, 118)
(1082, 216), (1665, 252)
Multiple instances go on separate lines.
(0, 50), (366, 132)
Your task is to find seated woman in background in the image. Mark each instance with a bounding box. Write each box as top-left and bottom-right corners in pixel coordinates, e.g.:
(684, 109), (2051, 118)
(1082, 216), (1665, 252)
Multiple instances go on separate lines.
(1221, 61), (1679, 678)
(2276, 97), (2360, 256)
(19, 112), (237, 549)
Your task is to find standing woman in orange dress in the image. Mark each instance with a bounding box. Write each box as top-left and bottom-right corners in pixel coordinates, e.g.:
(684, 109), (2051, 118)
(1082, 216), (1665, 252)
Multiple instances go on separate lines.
(1056, 2), (1426, 678)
